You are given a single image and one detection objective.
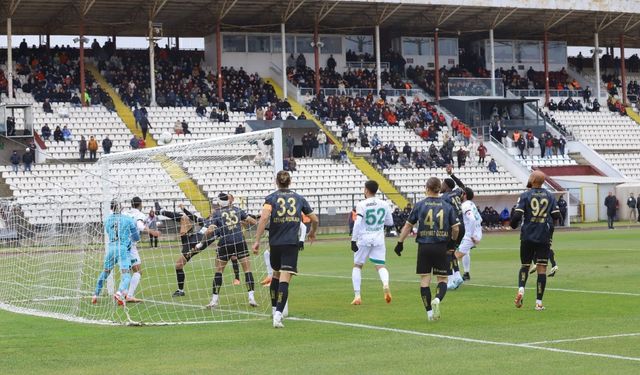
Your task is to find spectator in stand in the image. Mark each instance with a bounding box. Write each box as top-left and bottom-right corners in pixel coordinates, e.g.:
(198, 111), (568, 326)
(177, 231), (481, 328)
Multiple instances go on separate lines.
(235, 123), (245, 134)
(78, 136), (87, 161)
(583, 86), (591, 102)
(545, 137), (553, 157)
(287, 157), (297, 172)
(402, 142), (412, 161)
(552, 136), (560, 156)
(375, 149), (388, 169)
(62, 126), (73, 141)
(254, 152), (266, 166)
(285, 133), (294, 158)
(557, 195), (568, 226)
(538, 135), (546, 158)
(516, 136), (526, 159)
(477, 142), (487, 164)
(41, 124), (52, 140)
(102, 136), (112, 154)
(43, 99), (53, 114)
(88, 136), (98, 161)
(327, 55), (337, 71)
(138, 137), (146, 149)
(181, 119), (191, 135)
(22, 148), (33, 172)
(70, 93), (81, 107)
(140, 116), (152, 140)
(604, 191), (618, 229)
(330, 146), (341, 163)
(526, 130), (535, 157)
(317, 131), (327, 158)
(130, 135), (139, 150)
(6, 116), (16, 136)
(488, 158), (497, 173)
(296, 53), (306, 71)
(53, 126), (63, 142)
(559, 136), (566, 155)
(456, 147), (467, 168)
(347, 129), (358, 149)
(10, 151), (20, 173)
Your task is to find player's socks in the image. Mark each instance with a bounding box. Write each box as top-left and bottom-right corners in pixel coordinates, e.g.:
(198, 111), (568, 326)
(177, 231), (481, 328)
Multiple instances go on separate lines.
(270, 277), (280, 307)
(536, 273), (547, 301)
(420, 286), (432, 312)
(118, 272), (132, 295)
(248, 290), (258, 307)
(462, 253), (471, 274)
(435, 282), (447, 302)
(94, 271), (109, 296)
(176, 268), (185, 291)
(263, 250), (273, 277)
(212, 272), (223, 295)
(232, 258), (240, 281)
(352, 267), (362, 298)
(276, 282), (289, 313)
(127, 272), (141, 298)
(452, 258), (460, 274)
(245, 272), (255, 292)
(518, 266), (529, 288)
(377, 267), (389, 287)
(549, 249), (557, 268)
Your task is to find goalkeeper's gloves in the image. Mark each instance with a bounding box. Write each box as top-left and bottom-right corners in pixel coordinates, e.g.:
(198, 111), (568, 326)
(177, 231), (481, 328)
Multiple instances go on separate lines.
(195, 242), (203, 250)
(351, 241), (358, 252)
(394, 242), (404, 256)
(298, 241), (304, 251)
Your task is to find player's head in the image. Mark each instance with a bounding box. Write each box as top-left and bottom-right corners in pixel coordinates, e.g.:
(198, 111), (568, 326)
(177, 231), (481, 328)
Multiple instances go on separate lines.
(462, 187), (474, 201)
(426, 177), (441, 196)
(364, 180), (379, 197)
(276, 170), (291, 189)
(218, 192), (230, 207)
(527, 170), (546, 188)
(131, 196), (142, 209)
(110, 199), (122, 213)
(441, 178), (455, 193)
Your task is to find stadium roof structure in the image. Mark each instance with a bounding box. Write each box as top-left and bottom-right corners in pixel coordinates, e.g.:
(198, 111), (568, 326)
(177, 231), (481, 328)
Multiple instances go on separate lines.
(1, 0), (640, 46)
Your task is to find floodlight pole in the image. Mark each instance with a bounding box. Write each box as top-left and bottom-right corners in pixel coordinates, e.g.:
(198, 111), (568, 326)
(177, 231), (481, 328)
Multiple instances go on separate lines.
(216, 22), (223, 101)
(80, 19), (87, 107)
(149, 21), (157, 106)
(434, 28), (440, 102)
(314, 21), (321, 97)
(543, 30), (550, 106)
(375, 24), (382, 96)
(489, 28), (495, 97)
(594, 32), (601, 100)
(281, 23), (287, 99)
(6, 17), (13, 100)
(620, 34), (627, 106)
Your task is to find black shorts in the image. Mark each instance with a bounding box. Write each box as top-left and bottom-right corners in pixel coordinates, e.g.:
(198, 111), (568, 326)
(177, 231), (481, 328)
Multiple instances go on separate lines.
(270, 245), (299, 274)
(520, 240), (550, 266)
(416, 242), (449, 276)
(181, 233), (204, 262)
(217, 241), (249, 261)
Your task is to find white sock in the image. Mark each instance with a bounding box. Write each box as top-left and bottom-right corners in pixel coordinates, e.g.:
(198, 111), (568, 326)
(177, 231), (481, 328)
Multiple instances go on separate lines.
(282, 301), (289, 317)
(377, 267), (389, 289)
(352, 267), (362, 297)
(462, 253), (471, 273)
(248, 290), (255, 299)
(454, 270), (461, 279)
(536, 299), (542, 305)
(127, 272), (141, 297)
(519, 287), (525, 294)
(264, 250), (273, 277)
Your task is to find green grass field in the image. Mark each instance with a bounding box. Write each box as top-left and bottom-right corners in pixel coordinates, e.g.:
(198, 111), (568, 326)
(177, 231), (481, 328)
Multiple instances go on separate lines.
(1, 228), (639, 374)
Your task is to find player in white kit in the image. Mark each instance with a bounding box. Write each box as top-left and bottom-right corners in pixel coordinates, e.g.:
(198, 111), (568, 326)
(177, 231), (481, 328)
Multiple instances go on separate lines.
(123, 196), (160, 302)
(449, 187), (482, 288)
(350, 180), (394, 305)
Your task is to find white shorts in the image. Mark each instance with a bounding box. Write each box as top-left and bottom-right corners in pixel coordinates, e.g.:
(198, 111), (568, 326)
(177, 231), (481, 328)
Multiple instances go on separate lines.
(354, 241), (386, 266)
(457, 237), (477, 255)
(129, 246), (142, 267)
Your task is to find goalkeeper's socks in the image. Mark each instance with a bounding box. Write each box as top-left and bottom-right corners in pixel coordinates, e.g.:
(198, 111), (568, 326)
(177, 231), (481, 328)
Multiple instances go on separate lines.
(94, 271), (109, 296)
(462, 253), (471, 273)
(536, 273), (547, 301)
(377, 267), (389, 288)
(128, 272), (141, 298)
(232, 259), (240, 280)
(276, 282), (289, 313)
(270, 278), (280, 307)
(263, 250), (273, 277)
(118, 272), (132, 295)
(435, 282), (447, 302)
(420, 286), (432, 312)
(176, 269), (185, 290)
(352, 267), (361, 296)
(212, 272), (223, 295)
(245, 272), (255, 292)
(518, 266), (529, 288)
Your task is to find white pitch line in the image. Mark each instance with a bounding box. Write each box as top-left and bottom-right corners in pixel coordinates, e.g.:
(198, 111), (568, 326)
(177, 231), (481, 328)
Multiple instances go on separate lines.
(523, 332), (640, 345)
(298, 273), (640, 297)
(287, 317), (640, 363)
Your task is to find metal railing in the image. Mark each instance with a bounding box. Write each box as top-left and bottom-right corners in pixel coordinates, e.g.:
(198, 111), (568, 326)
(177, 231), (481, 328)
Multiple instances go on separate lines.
(509, 89), (585, 98)
(447, 78), (505, 97)
(298, 87), (423, 99)
(346, 61), (390, 70)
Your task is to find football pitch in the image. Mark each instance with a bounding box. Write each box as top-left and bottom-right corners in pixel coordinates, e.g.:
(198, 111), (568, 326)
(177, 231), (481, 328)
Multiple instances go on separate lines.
(1, 227), (639, 374)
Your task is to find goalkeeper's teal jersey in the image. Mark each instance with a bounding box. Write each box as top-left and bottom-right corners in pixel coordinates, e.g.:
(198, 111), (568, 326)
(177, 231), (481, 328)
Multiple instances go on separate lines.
(105, 213), (140, 246)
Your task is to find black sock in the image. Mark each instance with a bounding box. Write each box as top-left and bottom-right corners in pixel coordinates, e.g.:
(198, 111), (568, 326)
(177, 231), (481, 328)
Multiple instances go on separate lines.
(447, 252), (454, 276)
(549, 249), (557, 267)
(452, 257), (460, 273)
(519, 266), (529, 288)
(270, 278), (280, 307)
(435, 281), (447, 302)
(232, 259), (240, 280)
(420, 286), (432, 312)
(537, 273), (547, 301)
(276, 281), (289, 313)
(245, 272), (255, 292)
(212, 272), (223, 295)
(176, 269), (185, 290)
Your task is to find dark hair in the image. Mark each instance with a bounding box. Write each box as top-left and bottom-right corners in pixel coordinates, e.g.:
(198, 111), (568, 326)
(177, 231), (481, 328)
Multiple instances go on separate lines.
(364, 180), (379, 195)
(463, 187), (474, 200)
(426, 177), (441, 193)
(131, 196), (142, 208)
(276, 170), (291, 188)
(443, 178), (455, 190)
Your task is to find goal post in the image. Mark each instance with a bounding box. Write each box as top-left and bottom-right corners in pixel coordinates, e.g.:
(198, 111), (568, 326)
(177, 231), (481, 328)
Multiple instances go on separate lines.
(0, 128), (282, 325)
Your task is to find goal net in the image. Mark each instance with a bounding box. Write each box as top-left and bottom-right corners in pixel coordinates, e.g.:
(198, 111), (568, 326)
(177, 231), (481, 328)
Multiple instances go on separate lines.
(0, 128), (282, 325)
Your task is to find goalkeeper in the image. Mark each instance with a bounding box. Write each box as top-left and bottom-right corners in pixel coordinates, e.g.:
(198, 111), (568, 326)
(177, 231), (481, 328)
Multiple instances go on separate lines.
(92, 200), (140, 305)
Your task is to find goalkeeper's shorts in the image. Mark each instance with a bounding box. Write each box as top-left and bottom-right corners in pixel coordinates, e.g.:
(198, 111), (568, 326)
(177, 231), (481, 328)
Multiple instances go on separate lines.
(104, 244), (131, 271)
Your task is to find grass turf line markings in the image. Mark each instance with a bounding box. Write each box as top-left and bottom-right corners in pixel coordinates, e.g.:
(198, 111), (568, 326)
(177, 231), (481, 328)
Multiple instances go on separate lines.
(298, 273), (640, 297)
(287, 317), (640, 363)
(522, 332), (640, 345)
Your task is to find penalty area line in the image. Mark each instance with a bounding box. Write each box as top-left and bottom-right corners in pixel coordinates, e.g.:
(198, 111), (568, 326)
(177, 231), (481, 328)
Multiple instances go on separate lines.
(287, 316), (640, 363)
